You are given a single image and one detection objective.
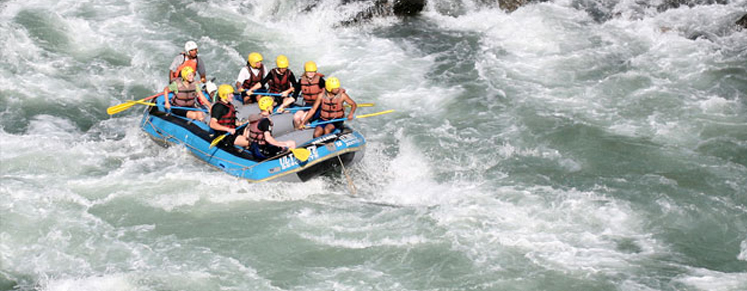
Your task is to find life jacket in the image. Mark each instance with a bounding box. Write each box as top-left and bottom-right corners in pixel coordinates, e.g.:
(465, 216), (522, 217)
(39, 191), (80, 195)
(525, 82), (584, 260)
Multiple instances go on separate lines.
(170, 54), (198, 80)
(300, 74), (324, 104)
(249, 117), (273, 145)
(241, 64), (265, 90)
(268, 69), (290, 94)
(320, 91), (345, 120)
(215, 102), (236, 128)
(171, 79), (198, 107)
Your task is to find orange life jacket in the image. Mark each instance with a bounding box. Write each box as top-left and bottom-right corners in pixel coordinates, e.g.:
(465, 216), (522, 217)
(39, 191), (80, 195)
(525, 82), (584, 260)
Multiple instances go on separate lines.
(320, 91), (345, 120)
(170, 54), (198, 80)
(300, 74), (324, 104)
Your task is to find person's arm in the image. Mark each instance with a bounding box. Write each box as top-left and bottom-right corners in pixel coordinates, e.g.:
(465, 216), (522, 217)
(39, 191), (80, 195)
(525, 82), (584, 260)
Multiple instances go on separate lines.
(264, 131), (295, 149)
(236, 67), (249, 91)
(293, 76), (303, 98)
(163, 82), (177, 109)
(247, 73), (272, 94)
(300, 95), (323, 126)
(197, 88), (211, 110)
(209, 118), (235, 135)
(342, 93), (356, 121)
(197, 57), (207, 84)
(168, 55), (181, 81)
(283, 71), (297, 98)
(208, 105), (235, 134)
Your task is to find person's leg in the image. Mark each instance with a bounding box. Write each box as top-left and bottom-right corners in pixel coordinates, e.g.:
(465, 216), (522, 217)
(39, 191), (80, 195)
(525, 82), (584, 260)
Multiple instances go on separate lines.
(324, 123), (336, 135)
(293, 111), (307, 128)
(234, 135), (250, 148)
(313, 125), (325, 138)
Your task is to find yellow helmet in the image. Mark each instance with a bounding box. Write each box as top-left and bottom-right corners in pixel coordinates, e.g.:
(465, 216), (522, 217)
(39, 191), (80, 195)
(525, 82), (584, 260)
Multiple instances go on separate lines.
(180, 66), (195, 80)
(247, 52), (263, 68)
(304, 61), (317, 72)
(217, 84), (234, 100)
(325, 77), (340, 92)
(258, 97), (274, 112)
(276, 55), (289, 69)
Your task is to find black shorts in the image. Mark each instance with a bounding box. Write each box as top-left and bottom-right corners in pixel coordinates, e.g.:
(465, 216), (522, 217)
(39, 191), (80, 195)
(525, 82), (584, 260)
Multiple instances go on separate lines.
(171, 108), (190, 117)
(250, 142), (283, 159)
(218, 127), (247, 146)
(316, 120), (343, 131)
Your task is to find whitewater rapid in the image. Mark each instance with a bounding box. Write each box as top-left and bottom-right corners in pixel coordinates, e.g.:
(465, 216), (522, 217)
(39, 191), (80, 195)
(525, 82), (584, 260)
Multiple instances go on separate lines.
(1, 0), (746, 290)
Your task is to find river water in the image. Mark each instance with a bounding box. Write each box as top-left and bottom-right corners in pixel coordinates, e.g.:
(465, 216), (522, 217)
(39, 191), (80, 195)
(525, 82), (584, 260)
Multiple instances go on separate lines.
(1, 0), (746, 290)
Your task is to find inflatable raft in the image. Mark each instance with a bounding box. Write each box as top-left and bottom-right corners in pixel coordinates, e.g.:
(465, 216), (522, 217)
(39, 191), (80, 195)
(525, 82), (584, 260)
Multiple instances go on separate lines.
(139, 92), (365, 182)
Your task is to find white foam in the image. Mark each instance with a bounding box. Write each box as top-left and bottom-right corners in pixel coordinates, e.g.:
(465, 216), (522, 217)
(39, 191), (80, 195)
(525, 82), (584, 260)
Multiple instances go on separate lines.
(675, 267), (747, 291)
(41, 273), (135, 291)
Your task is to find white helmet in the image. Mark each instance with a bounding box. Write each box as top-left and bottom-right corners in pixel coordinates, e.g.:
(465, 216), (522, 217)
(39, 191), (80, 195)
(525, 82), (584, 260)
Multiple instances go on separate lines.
(184, 41), (198, 52)
(204, 81), (218, 95)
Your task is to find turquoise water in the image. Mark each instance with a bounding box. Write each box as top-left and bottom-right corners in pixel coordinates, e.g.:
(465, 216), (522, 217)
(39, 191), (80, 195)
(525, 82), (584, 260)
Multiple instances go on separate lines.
(1, 0), (746, 290)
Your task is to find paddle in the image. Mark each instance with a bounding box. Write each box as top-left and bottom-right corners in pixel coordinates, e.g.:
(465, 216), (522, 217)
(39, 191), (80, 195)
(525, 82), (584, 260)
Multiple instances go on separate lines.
(209, 122), (250, 148)
(290, 148), (311, 162)
(275, 103), (374, 113)
(106, 93), (162, 115)
(306, 109), (395, 127)
(234, 92), (282, 97)
(131, 100), (208, 113)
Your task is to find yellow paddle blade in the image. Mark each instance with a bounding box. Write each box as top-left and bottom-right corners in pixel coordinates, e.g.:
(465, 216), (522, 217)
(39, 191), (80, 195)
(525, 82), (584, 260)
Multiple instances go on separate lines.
(356, 109), (394, 119)
(291, 148), (311, 162)
(106, 101), (137, 115)
(106, 93), (162, 115)
(209, 134), (227, 148)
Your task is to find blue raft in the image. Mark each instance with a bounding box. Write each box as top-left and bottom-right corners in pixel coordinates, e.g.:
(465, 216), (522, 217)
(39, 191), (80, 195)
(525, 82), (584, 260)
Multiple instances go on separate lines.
(139, 92), (365, 182)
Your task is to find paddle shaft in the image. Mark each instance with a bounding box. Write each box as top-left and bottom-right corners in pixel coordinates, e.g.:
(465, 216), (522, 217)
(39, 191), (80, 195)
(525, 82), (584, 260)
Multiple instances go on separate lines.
(306, 110), (394, 127)
(106, 92), (163, 115)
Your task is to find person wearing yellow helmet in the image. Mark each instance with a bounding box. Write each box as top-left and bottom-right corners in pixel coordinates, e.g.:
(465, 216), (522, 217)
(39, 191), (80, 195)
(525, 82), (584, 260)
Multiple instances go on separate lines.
(248, 97), (297, 159)
(208, 84), (252, 147)
(246, 54), (300, 112)
(162, 66), (211, 121)
(236, 52), (267, 104)
(169, 40), (207, 83)
(292, 60), (337, 128)
(300, 76), (357, 138)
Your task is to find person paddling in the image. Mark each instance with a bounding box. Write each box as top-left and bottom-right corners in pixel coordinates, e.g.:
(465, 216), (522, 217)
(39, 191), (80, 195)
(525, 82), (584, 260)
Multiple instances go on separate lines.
(249, 97), (297, 160)
(300, 77), (357, 138)
(245, 55), (299, 113)
(163, 66), (211, 121)
(209, 85), (251, 148)
(293, 61), (326, 128)
(169, 41), (207, 83)
(236, 52), (267, 104)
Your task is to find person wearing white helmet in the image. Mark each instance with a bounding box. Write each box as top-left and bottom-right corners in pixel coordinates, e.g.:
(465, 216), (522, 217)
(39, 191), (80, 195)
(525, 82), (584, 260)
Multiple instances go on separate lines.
(169, 40), (207, 83)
